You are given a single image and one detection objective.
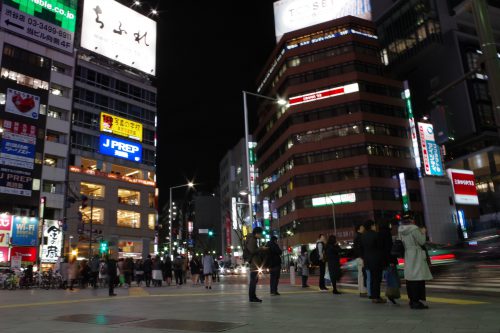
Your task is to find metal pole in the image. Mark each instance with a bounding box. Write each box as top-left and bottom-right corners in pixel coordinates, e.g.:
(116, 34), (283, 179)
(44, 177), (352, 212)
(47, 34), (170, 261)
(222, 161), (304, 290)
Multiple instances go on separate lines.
(242, 91), (253, 228)
(88, 198), (93, 260)
(470, 0), (500, 131)
(169, 187), (173, 257)
(332, 201), (337, 236)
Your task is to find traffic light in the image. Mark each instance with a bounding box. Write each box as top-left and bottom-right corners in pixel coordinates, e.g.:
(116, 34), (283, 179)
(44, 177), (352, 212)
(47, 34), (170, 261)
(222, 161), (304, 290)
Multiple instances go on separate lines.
(394, 213), (402, 221)
(81, 194), (89, 209)
(208, 230), (214, 237)
(99, 240), (108, 254)
(287, 246), (292, 253)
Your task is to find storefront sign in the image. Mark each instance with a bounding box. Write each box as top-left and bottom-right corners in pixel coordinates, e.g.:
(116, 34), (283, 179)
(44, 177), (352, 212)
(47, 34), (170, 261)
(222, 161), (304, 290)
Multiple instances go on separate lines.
(10, 246), (36, 262)
(0, 1), (75, 52)
(447, 169), (479, 205)
(0, 247), (10, 262)
(69, 166), (155, 186)
(100, 112), (143, 142)
(417, 122), (444, 176)
(0, 214), (12, 247)
(41, 219), (62, 263)
(289, 83), (359, 106)
(11, 216), (38, 246)
(10, 255), (21, 269)
(231, 197), (237, 230)
(4, 88), (40, 119)
(399, 172), (410, 212)
(99, 134), (142, 163)
(0, 167), (34, 196)
(2, 119), (37, 144)
(312, 193), (356, 207)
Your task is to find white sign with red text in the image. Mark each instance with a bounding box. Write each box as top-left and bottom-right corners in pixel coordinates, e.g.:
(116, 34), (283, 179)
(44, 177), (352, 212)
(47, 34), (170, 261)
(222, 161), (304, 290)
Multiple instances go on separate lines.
(289, 83), (359, 106)
(447, 169), (479, 205)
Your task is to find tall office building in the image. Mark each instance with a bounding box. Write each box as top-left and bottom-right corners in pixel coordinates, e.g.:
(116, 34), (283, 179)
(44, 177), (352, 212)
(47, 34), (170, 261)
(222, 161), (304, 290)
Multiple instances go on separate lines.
(65, 0), (157, 259)
(255, 14), (419, 247)
(375, 0), (500, 231)
(0, 0), (77, 265)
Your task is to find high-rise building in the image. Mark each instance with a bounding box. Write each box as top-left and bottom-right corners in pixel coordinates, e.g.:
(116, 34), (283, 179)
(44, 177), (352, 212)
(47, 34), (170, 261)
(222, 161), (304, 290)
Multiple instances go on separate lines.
(0, 0), (78, 265)
(255, 15), (419, 247)
(375, 0), (500, 231)
(65, 0), (157, 259)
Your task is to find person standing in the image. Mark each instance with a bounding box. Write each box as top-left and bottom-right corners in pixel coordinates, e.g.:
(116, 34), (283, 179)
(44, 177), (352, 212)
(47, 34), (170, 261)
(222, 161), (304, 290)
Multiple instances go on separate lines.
(67, 256), (78, 291)
(143, 255), (153, 287)
(379, 220), (400, 304)
(117, 258), (125, 287)
(399, 216), (432, 309)
(163, 256), (173, 286)
(135, 259), (144, 286)
(245, 227), (267, 302)
(297, 245), (310, 288)
(326, 235), (342, 295)
(173, 254), (184, 286)
(189, 255), (201, 286)
(106, 253), (118, 296)
(152, 255), (163, 287)
(89, 255), (100, 289)
(202, 251), (214, 289)
(353, 223), (367, 297)
(361, 220), (386, 304)
(266, 236), (283, 296)
(316, 234), (328, 291)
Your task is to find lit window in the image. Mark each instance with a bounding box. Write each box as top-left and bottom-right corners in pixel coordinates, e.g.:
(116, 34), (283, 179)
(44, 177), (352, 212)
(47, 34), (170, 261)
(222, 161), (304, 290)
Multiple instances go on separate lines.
(117, 210), (141, 228)
(148, 214), (156, 230)
(81, 207), (104, 224)
(118, 188), (140, 206)
(148, 193), (155, 208)
(80, 182), (105, 199)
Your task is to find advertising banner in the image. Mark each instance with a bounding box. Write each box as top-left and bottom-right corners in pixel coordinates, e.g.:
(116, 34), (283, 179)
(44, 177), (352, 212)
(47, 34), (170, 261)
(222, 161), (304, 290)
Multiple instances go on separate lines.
(0, 247), (10, 262)
(81, 0), (157, 75)
(312, 193), (356, 207)
(289, 83), (359, 106)
(99, 134), (142, 162)
(10, 255), (21, 269)
(100, 112), (143, 142)
(0, 167), (34, 196)
(11, 216), (38, 246)
(399, 172), (410, 212)
(41, 219), (62, 263)
(10, 246), (36, 262)
(4, 88), (40, 120)
(0, 214), (12, 247)
(0, 0), (76, 52)
(417, 122), (444, 176)
(2, 119), (37, 144)
(273, 0), (372, 42)
(447, 169), (479, 205)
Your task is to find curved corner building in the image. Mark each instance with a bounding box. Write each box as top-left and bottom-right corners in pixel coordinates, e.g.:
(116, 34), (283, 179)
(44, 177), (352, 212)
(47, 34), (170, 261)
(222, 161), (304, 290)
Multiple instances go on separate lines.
(255, 16), (421, 246)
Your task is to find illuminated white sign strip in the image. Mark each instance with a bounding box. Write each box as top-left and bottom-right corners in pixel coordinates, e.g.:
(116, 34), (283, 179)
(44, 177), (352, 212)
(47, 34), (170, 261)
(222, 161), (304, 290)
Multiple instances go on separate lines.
(289, 83), (359, 106)
(312, 193), (356, 207)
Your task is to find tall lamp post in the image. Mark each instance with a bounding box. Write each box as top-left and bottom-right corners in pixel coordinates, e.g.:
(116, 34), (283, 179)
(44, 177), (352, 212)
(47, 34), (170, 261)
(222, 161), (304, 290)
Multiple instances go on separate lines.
(242, 91), (287, 229)
(326, 196), (337, 236)
(169, 182), (194, 256)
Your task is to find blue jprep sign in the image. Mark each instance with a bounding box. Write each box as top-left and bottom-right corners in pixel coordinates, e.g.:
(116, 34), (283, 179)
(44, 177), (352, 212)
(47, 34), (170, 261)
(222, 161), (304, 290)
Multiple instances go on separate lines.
(99, 134), (142, 162)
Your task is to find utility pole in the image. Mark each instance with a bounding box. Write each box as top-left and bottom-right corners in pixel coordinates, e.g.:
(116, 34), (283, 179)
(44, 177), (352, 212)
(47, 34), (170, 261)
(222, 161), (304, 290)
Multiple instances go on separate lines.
(88, 197), (93, 260)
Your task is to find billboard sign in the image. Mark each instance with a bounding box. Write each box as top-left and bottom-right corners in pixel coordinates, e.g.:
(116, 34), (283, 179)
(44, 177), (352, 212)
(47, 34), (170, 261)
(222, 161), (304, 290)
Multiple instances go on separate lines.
(0, 0), (76, 52)
(0, 214), (12, 247)
(289, 83), (359, 106)
(312, 193), (356, 207)
(447, 169), (479, 205)
(11, 216), (38, 246)
(5, 88), (40, 120)
(100, 112), (143, 142)
(0, 167), (33, 196)
(10, 246), (37, 262)
(0, 247), (9, 262)
(417, 122), (444, 176)
(273, 0), (372, 42)
(231, 197), (238, 230)
(99, 134), (142, 162)
(81, 0), (157, 75)
(399, 172), (410, 212)
(41, 219), (63, 263)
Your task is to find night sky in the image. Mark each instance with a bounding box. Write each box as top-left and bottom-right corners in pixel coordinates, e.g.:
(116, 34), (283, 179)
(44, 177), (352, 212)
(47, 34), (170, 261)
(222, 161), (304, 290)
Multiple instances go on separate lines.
(149, 1), (278, 207)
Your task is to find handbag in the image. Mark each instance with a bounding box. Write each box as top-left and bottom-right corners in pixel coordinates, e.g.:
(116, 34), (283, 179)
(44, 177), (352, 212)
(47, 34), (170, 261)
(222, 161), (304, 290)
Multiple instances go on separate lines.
(390, 239), (405, 258)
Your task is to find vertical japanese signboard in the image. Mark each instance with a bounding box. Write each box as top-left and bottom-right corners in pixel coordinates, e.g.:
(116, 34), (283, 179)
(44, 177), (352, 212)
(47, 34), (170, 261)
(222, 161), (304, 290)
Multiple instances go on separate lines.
(0, 214), (12, 262)
(399, 172), (410, 212)
(41, 219), (62, 263)
(417, 122), (444, 176)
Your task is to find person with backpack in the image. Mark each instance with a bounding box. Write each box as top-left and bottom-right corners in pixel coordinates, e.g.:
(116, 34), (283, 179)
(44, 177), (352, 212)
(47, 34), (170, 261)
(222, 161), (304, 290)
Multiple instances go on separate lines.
(266, 235), (283, 296)
(315, 234), (328, 291)
(297, 245), (310, 288)
(244, 227), (267, 303)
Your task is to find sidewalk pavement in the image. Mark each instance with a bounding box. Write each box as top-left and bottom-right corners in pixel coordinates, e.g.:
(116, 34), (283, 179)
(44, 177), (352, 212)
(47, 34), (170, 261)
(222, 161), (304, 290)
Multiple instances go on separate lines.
(0, 280), (498, 333)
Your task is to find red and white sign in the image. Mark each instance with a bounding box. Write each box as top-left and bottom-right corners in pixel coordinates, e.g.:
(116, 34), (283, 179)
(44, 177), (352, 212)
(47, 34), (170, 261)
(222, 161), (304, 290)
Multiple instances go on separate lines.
(225, 212), (232, 248)
(10, 246), (37, 262)
(288, 83), (359, 106)
(0, 214), (12, 247)
(447, 169), (479, 205)
(0, 247), (9, 262)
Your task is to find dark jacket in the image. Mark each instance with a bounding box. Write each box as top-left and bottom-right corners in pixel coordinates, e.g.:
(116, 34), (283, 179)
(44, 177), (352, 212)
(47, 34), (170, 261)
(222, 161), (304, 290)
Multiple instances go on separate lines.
(246, 234), (265, 270)
(143, 258), (153, 272)
(379, 227), (398, 267)
(189, 259), (200, 274)
(353, 232), (363, 258)
(361, 230), (384, 271)
(106, 259), (118, 277)
(266, 240), (283, 268)
(326, 243), (342, 281)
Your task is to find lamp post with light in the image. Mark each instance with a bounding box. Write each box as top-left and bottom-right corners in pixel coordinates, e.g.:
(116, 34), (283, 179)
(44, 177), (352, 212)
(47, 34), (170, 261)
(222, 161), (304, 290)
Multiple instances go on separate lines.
(169, 182), (194, 256)
(242, 91), (287, 230)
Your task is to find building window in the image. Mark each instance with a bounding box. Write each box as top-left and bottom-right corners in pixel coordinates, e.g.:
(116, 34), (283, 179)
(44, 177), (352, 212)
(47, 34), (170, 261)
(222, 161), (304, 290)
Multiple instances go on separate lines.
(148, 213), (156, 230)
(118, 189), (140, 206)
(43, 155), (64, 168)
(80, 182), (105, 199)
(148, 193), (155, 208)
(81, 207), (104, 224)
(50, 83), (70, 97)
(117, 210), (141, 228)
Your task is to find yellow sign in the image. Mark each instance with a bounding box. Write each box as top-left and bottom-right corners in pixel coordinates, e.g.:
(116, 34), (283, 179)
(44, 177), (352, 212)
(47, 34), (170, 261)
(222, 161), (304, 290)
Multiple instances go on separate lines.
(100, 112), (142, 142)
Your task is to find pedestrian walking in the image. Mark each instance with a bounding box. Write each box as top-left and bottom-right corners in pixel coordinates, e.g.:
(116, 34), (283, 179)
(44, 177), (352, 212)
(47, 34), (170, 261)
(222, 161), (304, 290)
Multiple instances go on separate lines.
(398, 215), (432, 310)
(361, 220), (386, 304)
(173, 254), (184, 286)
(124, 257), (134, 287)
(245, 227), (268, 302)
(316, 234), (328, 291)
(353, 223), (368, 297)
(297, 245), (310, 288)
(266, 236), (283, 296)
(117, 258), (125, 287)
(152, 255), (163, 287)
(326, 235), (342, 295)
(135, 259), (144, 286)
(163, 256), (173, 286)
(98, 259), (107, 287)
(190, 256), (201, 286)
(143, 255), (153, 287)
(379, 220), (400, 304)
(202, 251), (214, 289)
(67, 257), (78, 290)
(79, 260), (91, 288)
(106, 253), (118, 296)
(89, 255), (100, 289)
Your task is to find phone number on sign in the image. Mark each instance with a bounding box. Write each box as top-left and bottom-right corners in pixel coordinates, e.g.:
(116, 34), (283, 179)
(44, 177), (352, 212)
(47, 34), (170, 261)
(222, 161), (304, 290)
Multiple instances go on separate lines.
(27, 18), (72, 40)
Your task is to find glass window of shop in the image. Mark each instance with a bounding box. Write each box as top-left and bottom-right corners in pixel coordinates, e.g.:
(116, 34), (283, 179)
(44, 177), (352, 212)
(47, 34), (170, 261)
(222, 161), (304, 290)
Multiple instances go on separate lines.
(111, 164), (143, 178)
(148, 214), (156, 230)
(148, 193), (155, 208)
(117, 240), (143, 259)
(468, 152), (490, 177)
(81, 207), (104, 224)
(80, 182), (105, 199)
(80, 158), (97, 170)
(118, 189), (141, 206)
(117, 210), (141, 229)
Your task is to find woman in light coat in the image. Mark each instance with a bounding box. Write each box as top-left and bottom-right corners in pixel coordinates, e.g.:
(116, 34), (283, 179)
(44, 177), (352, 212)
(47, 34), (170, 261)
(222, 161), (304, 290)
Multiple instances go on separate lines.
(202, 251), (213, 290)
(398, 217), (432, 310)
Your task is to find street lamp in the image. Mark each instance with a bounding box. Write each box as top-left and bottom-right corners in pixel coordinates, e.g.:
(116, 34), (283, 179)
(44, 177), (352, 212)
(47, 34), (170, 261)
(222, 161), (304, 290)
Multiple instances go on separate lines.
(169, 182), (194, 256)
(242, 91), (288, 230)
(326, 196), (337, 236)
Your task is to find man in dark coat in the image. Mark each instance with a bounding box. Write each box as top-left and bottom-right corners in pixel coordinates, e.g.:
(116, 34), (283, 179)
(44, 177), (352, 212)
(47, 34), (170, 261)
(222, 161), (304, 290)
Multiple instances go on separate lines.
(266, 236), (283, 296)
(106, 253), (118, 296)
(246, 227), (267, 302)
(143, 255), (153, 287)
(361, 220), (386, 303)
